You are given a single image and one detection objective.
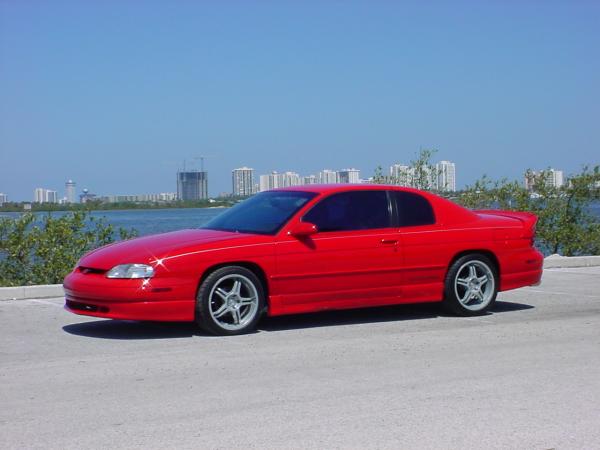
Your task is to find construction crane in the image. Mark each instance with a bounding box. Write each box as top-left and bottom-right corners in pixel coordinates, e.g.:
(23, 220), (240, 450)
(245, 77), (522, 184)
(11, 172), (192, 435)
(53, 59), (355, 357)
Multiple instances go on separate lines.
(182, 155), (216, 172)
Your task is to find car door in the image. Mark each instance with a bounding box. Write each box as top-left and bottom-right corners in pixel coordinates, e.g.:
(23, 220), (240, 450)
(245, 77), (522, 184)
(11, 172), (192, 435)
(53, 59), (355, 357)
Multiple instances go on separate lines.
(389, 190), (447, 302)
(273, 190), (404, 313)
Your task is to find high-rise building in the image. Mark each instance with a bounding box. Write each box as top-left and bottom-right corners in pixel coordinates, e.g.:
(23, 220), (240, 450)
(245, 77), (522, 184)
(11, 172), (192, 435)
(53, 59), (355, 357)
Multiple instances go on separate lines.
(232, 167), (255, 197)
(337, 168), (360, 184)
(258, 171), (302, 191)
(0, 193), (7, 206)
(524, 173), (534, 191)
(524, 169), (564, 191)
(436, 161), (456, 192)
(390, 164), (413, 186)
(65, 180), (76, 203)
(177, 171), (208, 200)
(34, 188), (45, 203)
(45, 190), (58, 203)
(34, 188), (59, 203)
(318, 169), (337, 184)
(281, 171), (301, 187)
(549, 169), (564, 188)
(259, 174), (273, 192)
(303, 175), (317, 185)
(259, 172), (280, 191)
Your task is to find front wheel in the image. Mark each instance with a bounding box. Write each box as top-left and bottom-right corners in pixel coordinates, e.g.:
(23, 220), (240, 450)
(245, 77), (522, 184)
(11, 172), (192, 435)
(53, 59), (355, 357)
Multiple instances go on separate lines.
(195, 266), (265, 335)
(443, 254), (498, 316)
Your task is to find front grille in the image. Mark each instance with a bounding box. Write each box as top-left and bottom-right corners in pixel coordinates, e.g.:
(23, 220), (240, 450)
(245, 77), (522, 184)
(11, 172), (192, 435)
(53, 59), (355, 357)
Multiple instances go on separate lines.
(66, 299), (109, 313)
(78, 266), (106, 275)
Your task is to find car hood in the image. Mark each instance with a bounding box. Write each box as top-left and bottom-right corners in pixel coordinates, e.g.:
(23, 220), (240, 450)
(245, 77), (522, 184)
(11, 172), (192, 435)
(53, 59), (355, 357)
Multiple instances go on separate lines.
(78, 229), (249, 270)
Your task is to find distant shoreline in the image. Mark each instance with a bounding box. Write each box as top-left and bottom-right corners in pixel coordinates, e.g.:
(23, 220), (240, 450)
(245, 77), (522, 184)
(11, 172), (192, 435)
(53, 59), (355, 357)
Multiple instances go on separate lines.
(0, 201), (237, 213)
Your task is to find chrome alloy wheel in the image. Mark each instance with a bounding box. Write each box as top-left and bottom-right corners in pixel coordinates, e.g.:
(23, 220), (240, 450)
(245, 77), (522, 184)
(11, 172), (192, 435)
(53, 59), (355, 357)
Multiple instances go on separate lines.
(453, 260), (495, 312)
(208, 274), (260, 331)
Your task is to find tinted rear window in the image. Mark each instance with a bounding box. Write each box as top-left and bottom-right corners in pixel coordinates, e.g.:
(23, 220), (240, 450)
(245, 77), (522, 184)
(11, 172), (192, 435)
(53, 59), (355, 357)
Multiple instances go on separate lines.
(391, 191), (435, 227)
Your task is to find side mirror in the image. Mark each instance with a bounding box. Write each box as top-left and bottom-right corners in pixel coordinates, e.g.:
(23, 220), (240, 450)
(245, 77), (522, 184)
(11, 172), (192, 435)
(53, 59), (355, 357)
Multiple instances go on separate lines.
(288, 221), (318, 238)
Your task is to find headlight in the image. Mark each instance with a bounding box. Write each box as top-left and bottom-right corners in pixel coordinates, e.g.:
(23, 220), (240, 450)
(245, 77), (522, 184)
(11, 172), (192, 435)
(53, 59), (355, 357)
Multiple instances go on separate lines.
(106, 264), (155, 279)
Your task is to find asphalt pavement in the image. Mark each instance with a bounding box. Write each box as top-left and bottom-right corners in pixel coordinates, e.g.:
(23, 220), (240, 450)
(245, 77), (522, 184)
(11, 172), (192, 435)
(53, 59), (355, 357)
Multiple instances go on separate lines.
(1, 267), (599, 449)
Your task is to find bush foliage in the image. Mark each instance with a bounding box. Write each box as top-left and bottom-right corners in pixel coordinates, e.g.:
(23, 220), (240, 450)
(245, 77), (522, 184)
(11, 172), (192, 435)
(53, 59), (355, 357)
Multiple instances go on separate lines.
(375, 150), (600, 256)
(0, 211), (137, 287)
(458, 167), (600, 256)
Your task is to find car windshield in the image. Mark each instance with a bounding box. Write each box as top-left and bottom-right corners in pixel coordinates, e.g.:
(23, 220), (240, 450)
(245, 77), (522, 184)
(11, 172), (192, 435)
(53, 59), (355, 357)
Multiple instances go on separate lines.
(203, 191), (317, 235)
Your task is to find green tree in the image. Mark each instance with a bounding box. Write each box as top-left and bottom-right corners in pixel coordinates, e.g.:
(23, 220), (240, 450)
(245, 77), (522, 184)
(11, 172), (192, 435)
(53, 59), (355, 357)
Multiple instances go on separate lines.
(458, 166), (600, 256)
(0, 211), (137, 286)
(375, 150), (600, 256)
(381, 148), (440, 190)
(372, 165), (387, 184)
(409, 148), (439, 191)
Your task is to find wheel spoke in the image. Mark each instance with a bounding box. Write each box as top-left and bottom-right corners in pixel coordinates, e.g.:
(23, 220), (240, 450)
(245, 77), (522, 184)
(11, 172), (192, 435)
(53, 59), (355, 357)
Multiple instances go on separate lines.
(477, 275), (488, 285)
(232, 280), (242, 296)
(215, 288), (228, 300)
(457, 278), (469, 287)
(468, 265), (477, 279)
(239, 296), (256, 306)
(231, 308), (241, 325)
(460, 289), (473, 303)
(473, 290), (484, 302)
(213, 304), (229, 318)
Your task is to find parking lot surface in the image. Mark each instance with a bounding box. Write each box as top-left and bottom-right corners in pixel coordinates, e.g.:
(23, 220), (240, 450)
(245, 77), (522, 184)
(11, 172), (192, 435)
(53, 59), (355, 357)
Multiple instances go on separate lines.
(1, 267), (599, 449)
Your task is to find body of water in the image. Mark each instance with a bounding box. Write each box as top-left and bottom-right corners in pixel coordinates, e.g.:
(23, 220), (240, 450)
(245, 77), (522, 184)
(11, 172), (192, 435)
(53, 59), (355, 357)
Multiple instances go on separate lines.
(0, 207), (227, 237)
(1, 202), (599, 238)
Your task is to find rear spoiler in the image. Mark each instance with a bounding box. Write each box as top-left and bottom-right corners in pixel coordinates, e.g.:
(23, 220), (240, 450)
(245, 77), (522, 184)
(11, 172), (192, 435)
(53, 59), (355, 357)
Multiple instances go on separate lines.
(474, 209), (537, 225)
(474, 210), (538, 238)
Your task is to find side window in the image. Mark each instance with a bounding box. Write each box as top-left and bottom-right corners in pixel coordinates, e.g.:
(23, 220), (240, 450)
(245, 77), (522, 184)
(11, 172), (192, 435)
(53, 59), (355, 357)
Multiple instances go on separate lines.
(302, 191), (391, 232)
(391, 191), (435, 227)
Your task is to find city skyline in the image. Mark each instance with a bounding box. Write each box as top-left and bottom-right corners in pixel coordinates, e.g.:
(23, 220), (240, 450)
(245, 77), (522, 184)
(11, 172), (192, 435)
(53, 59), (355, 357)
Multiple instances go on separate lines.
(1, 3), (599, 200)
(2, 161), (579, 203)
(1, 145), (596, 201)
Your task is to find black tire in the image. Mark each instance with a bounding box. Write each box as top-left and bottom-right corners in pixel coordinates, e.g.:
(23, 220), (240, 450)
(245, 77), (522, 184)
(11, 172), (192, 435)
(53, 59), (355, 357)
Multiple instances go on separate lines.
(443, 253), (498, 316)
(195, 266), (265, 336)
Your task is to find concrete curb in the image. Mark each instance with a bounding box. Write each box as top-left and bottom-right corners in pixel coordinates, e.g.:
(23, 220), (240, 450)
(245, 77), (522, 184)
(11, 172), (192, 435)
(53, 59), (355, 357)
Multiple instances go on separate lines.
(543, 255), (600, 269)
(1, 255), (599, 301)
(0, 284), (63, 301)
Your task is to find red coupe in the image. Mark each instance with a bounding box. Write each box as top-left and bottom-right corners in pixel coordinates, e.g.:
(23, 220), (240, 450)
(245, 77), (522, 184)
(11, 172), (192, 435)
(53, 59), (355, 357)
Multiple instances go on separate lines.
(64, 185), (543, 335)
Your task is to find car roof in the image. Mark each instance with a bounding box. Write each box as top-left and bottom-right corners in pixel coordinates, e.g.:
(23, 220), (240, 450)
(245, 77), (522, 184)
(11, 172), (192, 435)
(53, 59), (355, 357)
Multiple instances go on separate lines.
(271, 184), (427, 195)
(273, 183), (478, 225)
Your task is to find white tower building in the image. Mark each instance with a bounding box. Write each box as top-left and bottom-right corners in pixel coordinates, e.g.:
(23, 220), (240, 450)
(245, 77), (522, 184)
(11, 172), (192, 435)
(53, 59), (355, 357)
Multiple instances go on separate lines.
(318, 169), (337, 184)
(436, 161), (456, 192)
(65, 180), (76, 203)
(337, 169), (360, 184)
(232, 167), (255, 196)
(34, 188), (45, 203)
(390, 164), (414, 187)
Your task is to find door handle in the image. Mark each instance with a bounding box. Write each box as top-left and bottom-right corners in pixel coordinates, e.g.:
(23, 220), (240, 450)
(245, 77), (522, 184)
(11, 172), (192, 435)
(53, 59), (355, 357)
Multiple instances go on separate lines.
(381, 239), (398, 245)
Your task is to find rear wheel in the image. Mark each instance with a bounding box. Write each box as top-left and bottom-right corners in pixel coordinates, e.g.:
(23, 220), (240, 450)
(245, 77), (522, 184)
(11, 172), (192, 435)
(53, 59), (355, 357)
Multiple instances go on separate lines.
(195, 266), (265, 335)
(443, 254), (498, 316)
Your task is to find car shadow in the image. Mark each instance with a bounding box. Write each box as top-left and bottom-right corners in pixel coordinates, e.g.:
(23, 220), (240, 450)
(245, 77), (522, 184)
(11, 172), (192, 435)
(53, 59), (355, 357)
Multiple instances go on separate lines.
(62, 300), (533, 340)
(62, 320), (203, 340)
(258, 300), (533, 332)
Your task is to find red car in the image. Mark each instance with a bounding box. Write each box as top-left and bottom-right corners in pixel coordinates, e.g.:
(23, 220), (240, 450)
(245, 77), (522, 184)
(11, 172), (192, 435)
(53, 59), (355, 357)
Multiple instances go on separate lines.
(64, 185), (543, 335)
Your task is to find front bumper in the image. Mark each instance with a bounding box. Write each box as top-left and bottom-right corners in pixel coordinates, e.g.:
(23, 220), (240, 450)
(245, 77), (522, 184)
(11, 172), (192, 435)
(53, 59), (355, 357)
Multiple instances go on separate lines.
(63, 271), (196, 322)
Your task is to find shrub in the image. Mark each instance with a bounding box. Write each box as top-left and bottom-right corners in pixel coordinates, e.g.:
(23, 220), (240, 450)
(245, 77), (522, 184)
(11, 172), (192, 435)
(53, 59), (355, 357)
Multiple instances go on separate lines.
(375, 149), (600, 256)
(0, 211), (137, 287)
(458, 166), (600, 256)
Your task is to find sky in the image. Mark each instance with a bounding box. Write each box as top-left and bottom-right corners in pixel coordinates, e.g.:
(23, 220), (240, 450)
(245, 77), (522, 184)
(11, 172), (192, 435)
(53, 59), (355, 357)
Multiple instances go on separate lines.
(1, 0), (599, 200)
